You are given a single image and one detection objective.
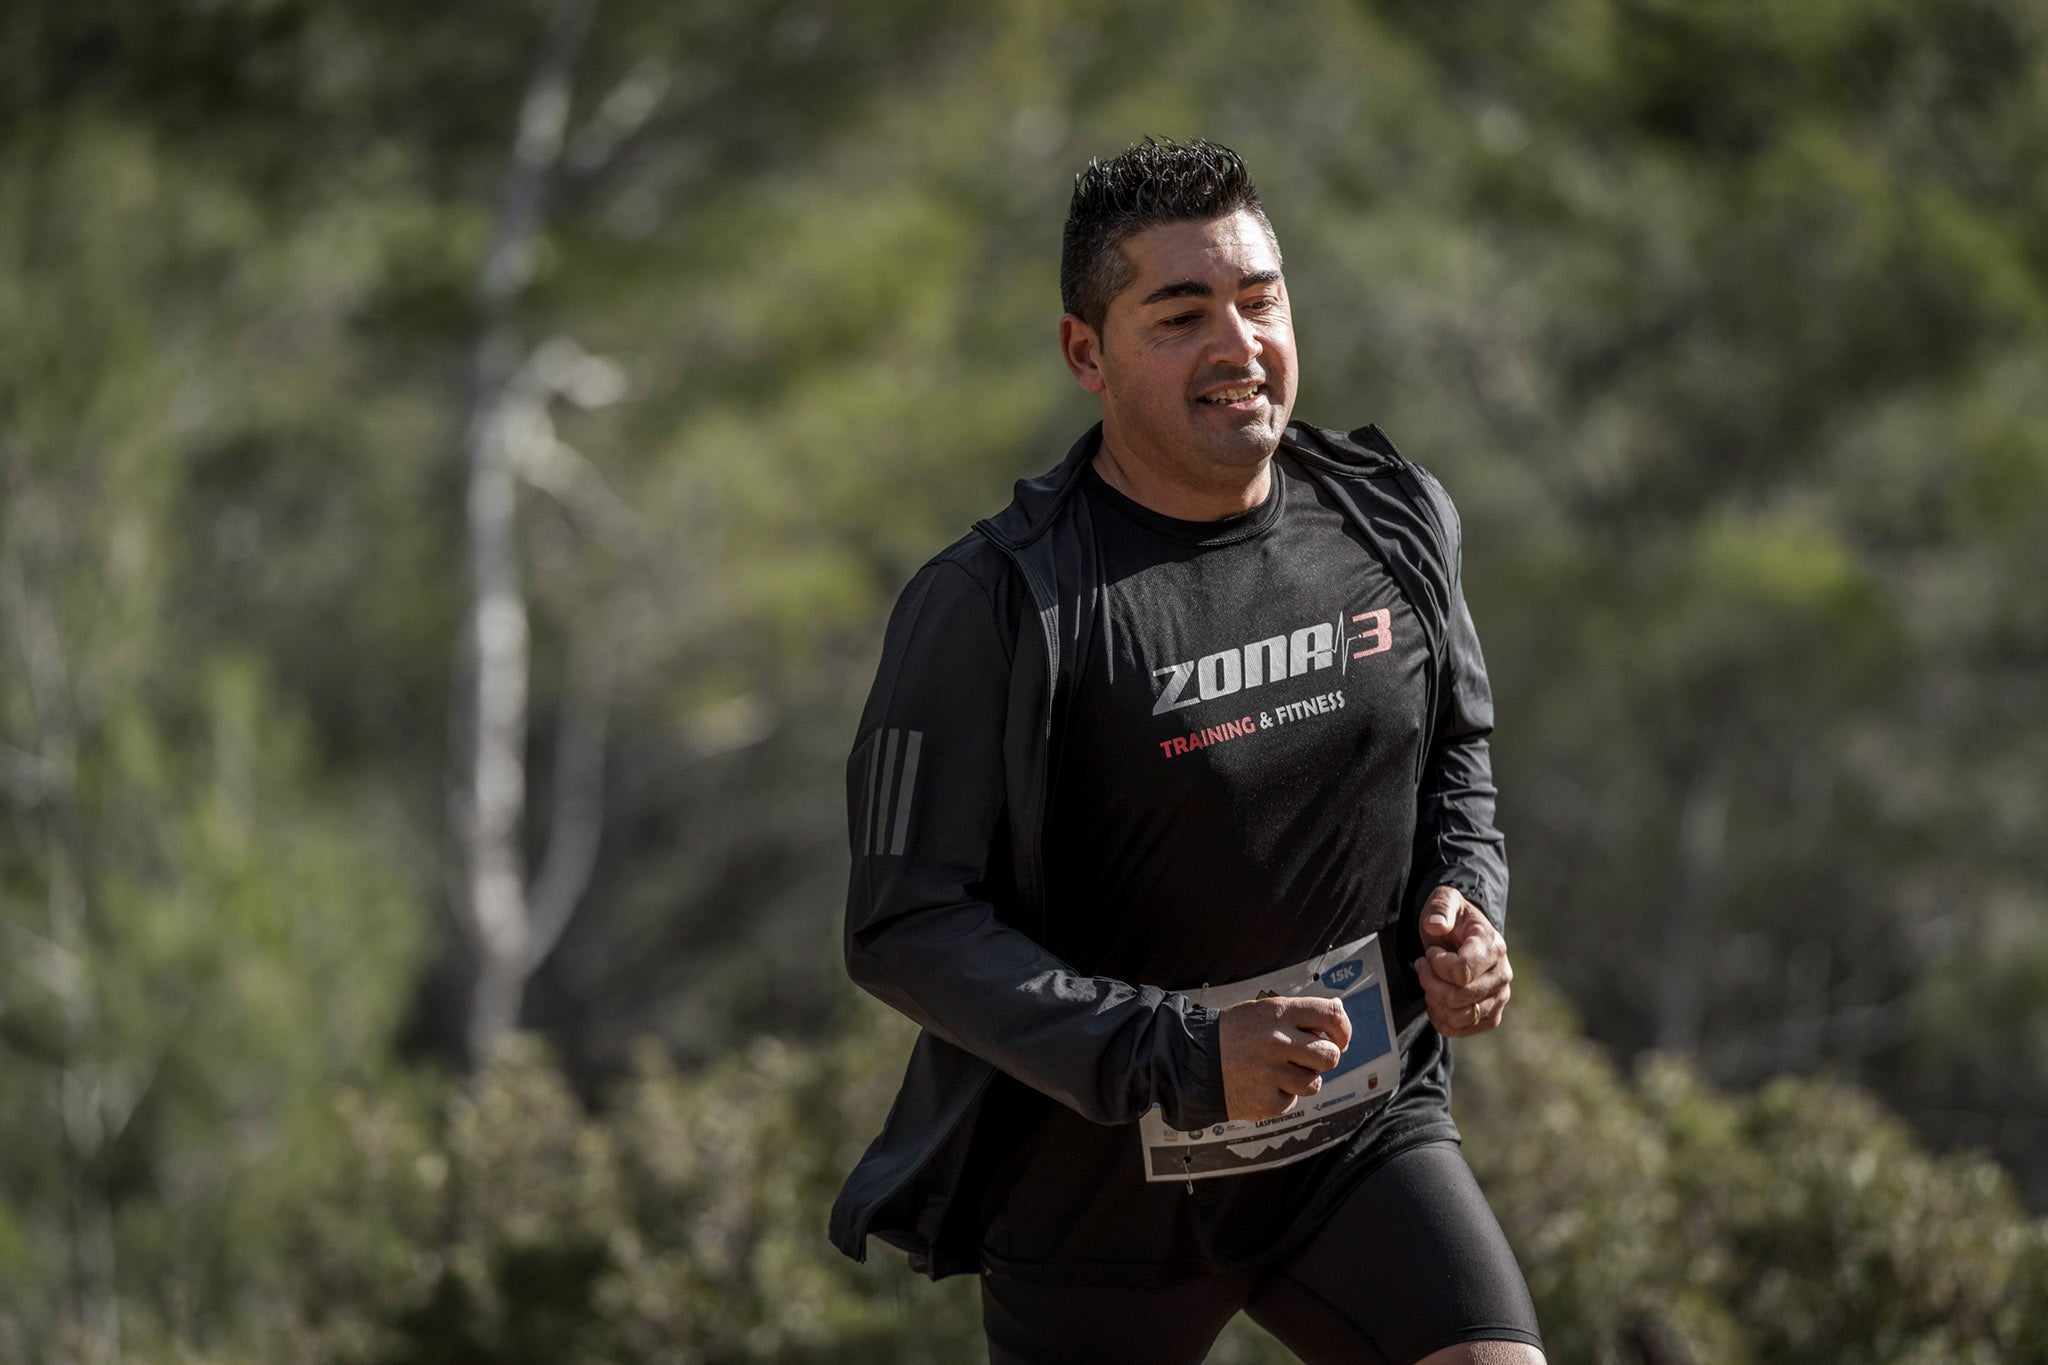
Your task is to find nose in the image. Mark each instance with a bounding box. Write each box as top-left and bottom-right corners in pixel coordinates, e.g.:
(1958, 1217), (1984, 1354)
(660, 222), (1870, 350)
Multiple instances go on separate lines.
(1208, 305), (1262, 368)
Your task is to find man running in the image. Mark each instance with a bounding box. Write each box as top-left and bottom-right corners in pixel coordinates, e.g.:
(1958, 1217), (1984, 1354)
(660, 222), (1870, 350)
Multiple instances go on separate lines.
(831, 137), (1543, 1365)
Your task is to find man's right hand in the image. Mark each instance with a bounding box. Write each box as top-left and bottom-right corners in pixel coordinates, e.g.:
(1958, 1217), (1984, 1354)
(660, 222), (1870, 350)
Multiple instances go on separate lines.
(1218, 995), (1352, 1121)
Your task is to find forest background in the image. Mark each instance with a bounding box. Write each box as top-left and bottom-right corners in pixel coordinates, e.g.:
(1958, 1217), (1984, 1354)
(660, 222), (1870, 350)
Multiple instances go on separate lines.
(4, 0), (2047, 1361)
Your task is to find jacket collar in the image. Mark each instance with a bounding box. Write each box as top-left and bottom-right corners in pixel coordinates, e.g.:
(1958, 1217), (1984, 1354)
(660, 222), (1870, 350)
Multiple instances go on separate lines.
(1284, 420), (1409, 474)
(975, 423), (1101, 551)
(977, 419), (1406, 552)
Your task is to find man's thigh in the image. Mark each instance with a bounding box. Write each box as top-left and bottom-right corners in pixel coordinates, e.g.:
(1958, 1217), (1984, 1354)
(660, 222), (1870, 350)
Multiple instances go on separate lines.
(979, 1268), (1254, 1365)
(1244, 1140), (1544, 1365)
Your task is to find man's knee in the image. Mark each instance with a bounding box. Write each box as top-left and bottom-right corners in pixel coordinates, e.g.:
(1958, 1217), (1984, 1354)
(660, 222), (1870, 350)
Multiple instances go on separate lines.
(1415, 1342), (1546, 1365)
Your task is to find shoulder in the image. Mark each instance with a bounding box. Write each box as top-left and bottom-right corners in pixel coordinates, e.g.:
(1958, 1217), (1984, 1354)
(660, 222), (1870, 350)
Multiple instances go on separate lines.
(874, 531), (1029, 666)
(918, 530), (1027, 625)
(1400, 460), (1464, 554)
(1283, 419), (1464, 563)
(929, 528), (1017, 593)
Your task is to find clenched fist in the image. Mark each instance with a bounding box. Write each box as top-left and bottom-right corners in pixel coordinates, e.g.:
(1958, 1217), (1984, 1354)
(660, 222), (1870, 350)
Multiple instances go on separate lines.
(1414, 885), (1513, 1038)
(1218, 994), (1352, 1121)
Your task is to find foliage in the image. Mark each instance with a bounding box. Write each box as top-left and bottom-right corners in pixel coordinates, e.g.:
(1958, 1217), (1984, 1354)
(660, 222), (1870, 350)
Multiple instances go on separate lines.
(1457, 978), (2048, 1364)
(244, 1028), (985, 1364)
(4, 0), (2048, 1358)
(0, 110), (422, 1361)
(74, 989), (2040, 1363)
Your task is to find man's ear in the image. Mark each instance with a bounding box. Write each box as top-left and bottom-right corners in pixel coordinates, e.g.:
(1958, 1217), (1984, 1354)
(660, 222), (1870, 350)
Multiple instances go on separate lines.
(1060, 314), (1107, 395)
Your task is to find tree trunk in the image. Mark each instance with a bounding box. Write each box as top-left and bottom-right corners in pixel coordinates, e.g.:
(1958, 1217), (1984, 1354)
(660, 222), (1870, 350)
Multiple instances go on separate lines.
(453, 0), (599, 1067)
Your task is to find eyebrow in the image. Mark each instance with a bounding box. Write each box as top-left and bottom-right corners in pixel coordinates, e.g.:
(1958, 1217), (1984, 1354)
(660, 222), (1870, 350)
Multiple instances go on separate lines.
(1137, 269), (1284, 308)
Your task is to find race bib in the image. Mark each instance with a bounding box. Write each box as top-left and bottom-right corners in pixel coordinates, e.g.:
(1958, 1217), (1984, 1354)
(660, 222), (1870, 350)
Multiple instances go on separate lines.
(1138, 932), (1401, 1183)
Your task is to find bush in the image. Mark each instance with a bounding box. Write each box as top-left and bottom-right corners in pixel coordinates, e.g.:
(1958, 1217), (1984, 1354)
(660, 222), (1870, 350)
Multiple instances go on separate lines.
(257, 1024), (983, 1364)
(124, 980), (2047, 1364)
(1457, 976), (2048, 1365)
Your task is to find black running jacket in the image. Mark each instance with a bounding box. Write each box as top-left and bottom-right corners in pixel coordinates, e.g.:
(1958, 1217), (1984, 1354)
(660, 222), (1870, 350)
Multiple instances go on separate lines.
(828, 420), (1507, 1279)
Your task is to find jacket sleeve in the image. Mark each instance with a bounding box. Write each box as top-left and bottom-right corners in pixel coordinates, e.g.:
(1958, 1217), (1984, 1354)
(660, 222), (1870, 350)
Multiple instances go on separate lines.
(1407, 485), (1510, 932)
(845, 556), (1229, 1131)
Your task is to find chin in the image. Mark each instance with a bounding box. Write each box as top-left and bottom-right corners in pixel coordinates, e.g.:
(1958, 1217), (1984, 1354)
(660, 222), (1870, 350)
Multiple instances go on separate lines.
(1197, 423), (1285, 467)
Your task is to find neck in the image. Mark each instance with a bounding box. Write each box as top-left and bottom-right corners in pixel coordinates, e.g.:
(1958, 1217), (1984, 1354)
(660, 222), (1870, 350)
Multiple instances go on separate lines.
(1090, 435), (1272, 522)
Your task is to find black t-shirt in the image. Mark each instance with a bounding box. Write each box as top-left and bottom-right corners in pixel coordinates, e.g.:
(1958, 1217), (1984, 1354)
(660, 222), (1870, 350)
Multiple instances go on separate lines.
(974, 452), (1462, 1285)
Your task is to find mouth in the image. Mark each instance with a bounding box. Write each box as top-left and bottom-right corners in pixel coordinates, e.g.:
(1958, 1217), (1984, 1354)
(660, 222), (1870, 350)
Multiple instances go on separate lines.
(1196, 381), (1267, 410)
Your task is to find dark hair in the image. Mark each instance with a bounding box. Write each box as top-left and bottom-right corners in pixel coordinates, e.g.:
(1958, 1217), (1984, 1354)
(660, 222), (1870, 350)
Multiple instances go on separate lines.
(1060, 137), (1276, 333)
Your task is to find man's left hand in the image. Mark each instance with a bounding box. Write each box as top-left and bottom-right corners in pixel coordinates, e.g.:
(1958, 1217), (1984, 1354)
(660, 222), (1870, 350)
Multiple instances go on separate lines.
(1413, 886), (1513, 1038)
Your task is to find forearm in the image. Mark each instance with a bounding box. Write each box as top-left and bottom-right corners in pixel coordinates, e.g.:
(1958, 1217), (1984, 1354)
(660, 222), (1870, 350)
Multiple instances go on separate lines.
(1409, 572), (1508, 929)
(847, 895), (1228, 1129)
(1411, 733), (1506, 930)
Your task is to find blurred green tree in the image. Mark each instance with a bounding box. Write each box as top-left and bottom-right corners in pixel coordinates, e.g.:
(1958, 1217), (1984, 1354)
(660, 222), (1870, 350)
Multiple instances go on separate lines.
(4, 0), (2048, 1357)
(0, 120), (421, 1358)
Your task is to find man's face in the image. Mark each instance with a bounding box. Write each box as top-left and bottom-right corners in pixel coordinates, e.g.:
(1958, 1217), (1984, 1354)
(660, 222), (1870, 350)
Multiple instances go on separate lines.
(1062, 209), (1298, 482)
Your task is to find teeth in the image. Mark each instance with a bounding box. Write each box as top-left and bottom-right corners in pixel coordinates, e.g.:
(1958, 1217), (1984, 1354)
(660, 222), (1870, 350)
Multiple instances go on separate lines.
(1202, 385), (1260, 404)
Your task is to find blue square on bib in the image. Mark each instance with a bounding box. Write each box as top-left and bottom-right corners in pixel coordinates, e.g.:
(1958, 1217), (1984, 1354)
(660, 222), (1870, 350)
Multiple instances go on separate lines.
(1329, 982), (1392, 1077)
